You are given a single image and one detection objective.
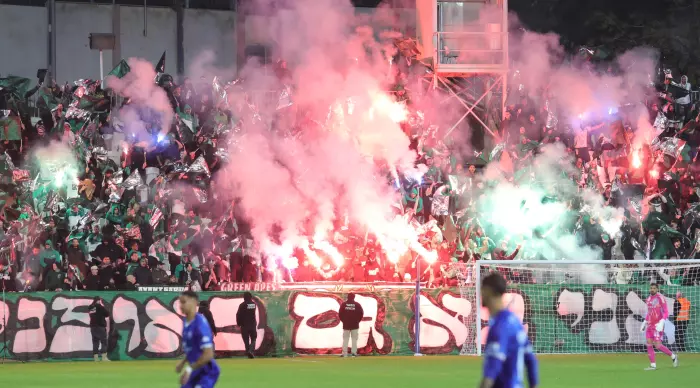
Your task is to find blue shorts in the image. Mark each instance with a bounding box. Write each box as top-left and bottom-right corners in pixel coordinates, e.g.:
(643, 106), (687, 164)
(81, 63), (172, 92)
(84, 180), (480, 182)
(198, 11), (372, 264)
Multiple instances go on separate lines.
(182, 361), (220, 388)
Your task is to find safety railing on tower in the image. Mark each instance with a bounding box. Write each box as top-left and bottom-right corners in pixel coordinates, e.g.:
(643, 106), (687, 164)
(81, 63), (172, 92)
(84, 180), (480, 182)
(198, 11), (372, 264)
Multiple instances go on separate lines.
(433, 29), (507, 74)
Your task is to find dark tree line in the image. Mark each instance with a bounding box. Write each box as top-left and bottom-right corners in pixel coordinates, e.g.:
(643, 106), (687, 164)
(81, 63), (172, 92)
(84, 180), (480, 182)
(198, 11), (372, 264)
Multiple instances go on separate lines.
(511, 0), (700, 82)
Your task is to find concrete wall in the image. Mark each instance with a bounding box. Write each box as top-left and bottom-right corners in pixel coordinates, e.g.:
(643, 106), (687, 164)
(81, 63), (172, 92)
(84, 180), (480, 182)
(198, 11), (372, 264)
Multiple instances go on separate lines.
(0, 5), (47, 81)
(0, 4), (428, 84)
(183, 9), (237, 76)
(56, 3), (115, 84)
(244, 7), (418, 60)
(0, 3), (237, 84)
(119, 5), (177, 73)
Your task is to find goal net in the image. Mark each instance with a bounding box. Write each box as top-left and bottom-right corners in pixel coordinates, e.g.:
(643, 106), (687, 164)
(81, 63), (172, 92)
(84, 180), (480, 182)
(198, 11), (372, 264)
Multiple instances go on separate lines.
(451, 259), (700, 356)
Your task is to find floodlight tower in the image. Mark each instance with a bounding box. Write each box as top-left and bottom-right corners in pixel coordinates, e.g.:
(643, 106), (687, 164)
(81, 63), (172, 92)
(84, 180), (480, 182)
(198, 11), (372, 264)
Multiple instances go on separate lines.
(416, 0), (509, 140)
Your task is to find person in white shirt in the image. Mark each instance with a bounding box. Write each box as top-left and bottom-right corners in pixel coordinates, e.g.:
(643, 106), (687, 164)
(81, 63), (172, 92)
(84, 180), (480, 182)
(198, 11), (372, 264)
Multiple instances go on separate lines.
(573, 122), (604, 164)
(676, 75), (691, 105)
(574, 126), (591, 163)
(676, 75), (692, 121)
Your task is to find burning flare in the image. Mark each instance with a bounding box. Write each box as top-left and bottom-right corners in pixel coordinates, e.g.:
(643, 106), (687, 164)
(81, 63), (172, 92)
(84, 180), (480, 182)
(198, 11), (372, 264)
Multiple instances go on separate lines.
(632, 149), (641, 169)
(369, 92), (408, 123)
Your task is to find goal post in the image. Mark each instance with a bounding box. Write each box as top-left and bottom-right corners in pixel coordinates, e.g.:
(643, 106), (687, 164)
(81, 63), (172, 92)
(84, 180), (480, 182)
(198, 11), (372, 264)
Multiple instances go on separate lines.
(452, 259), (700, 356)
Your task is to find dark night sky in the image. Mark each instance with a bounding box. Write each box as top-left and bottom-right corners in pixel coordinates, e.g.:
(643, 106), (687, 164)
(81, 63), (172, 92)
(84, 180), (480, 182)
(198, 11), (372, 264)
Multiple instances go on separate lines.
(508, 0), (699, 78)
(508, 0), (669, 46)
(350, 0), (696, 76)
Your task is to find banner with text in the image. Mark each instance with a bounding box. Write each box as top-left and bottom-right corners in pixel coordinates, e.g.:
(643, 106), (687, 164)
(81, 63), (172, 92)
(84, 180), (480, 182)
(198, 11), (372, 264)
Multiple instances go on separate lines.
(0, 285), (696, 360)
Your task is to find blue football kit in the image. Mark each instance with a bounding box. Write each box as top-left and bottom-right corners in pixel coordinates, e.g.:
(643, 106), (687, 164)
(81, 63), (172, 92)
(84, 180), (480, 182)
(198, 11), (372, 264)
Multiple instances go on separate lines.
(182, 313), (220, 388)
(483, 309), (539, 388)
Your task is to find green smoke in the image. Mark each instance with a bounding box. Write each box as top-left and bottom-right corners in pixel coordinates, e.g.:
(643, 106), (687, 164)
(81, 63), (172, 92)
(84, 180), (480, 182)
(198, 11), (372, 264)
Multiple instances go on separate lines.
(472, 144), (624, 269)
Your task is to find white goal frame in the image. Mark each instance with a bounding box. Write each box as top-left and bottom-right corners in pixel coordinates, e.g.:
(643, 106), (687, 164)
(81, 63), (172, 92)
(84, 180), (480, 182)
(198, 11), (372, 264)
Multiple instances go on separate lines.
(468, 259), (700, 356)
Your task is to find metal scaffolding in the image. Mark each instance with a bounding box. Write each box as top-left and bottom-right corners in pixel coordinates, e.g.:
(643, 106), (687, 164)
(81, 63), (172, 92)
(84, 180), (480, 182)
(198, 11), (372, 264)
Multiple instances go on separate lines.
(429, 0), (509, 144)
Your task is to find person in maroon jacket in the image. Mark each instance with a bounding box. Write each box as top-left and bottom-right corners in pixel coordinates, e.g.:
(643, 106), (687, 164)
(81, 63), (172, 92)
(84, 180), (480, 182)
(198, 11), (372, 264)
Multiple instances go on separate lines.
(351, 258), (366, 282)
(364, 256), (382, 282)
(338, 293), (364, 357)
(241, 256), (258, 283)
(494, 243), (521, 282)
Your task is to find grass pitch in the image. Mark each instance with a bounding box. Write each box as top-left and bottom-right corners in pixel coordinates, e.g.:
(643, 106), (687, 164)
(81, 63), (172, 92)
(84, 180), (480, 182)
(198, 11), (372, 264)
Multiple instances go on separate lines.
(1, 354), (696, 387)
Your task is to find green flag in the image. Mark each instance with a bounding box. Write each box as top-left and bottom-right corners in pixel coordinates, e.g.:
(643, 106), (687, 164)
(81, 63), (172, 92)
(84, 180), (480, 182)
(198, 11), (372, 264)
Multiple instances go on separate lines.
(518, 140), (540, 154)
(594, 47), (610, 60)
(489, 143), (506, 162)
(651, 233), (673, 260)
(178, 111), (196, 133)
(178, 115), (195, 142)
(32, 184), (50, 212)
(470, 150), (488, 165)
(659, 223), (687, 241)
(678, 143), (692, 163)
(643, 211), (669, 231)
(107, 59), (131, 79)
(76, 95), (109, 112)
(0, 116), (22, 141)
(36, 86), (59, 111)
(62, 95), (110, 131)
(648, 221), (687, 260)
(0, 76), (32, 100)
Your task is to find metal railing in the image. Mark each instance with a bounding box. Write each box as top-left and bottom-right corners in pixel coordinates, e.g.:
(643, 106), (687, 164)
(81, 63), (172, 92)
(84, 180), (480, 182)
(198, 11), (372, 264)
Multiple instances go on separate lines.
(434, 30), (508, 72)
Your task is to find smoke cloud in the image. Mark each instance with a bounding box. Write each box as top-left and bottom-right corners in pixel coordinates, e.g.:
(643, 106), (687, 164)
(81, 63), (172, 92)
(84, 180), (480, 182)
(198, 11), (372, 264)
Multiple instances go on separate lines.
(191, 0), (657, 275)
(508, 24), (658, 117)
(106, 58), (174, 136)
(32, 140), (81, 188)
(206, 0), (445, 264)
(479, 144), (619, 283)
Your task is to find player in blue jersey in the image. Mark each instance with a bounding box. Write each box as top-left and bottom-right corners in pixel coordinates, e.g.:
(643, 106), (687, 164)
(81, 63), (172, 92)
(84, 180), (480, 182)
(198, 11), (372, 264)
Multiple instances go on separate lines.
(479, 272), (539, 388)
(176, 291), (221, 388)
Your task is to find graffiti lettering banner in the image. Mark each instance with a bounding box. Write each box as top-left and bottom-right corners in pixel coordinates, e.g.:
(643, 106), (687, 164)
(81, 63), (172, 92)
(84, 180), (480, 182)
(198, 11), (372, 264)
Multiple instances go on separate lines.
(0, 285), (696, 360)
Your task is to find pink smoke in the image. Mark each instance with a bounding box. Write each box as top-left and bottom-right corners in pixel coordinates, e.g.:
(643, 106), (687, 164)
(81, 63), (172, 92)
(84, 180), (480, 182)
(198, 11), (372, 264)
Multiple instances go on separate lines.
(436, 6), (660, 136)
(105, 58), (174, 135)
(507, 14), (659, 129)
(212, 0), (441, 264)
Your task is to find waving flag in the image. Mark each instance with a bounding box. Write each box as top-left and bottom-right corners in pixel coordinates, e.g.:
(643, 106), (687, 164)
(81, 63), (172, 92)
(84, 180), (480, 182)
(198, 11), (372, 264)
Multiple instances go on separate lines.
(155, 51), (166, 74)
(107, 59), (131, 79)
(0, 76), (32, 100)
(0, 116), (22, 141)
(149, 206), (163, 230)
(37, 86), (59, 111)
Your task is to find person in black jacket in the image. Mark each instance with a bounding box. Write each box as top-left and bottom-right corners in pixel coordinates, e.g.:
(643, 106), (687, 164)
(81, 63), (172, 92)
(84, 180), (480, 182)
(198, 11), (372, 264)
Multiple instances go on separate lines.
(98, 257), (116, 290)
(91, 238), (123, 264)
(179, 263), (201, 287)
(133, 258), (154, 286)
(83, 266), (101, 291)
(88, 297), (111, 362)
(235, 292), (257, 359)
(199, 300), (217, 350)
(339, 293), (364, 357)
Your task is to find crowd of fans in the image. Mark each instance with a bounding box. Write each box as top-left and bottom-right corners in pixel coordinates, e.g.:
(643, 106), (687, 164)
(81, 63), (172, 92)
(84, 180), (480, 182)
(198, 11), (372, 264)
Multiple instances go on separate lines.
(389, 63), (700, 287)
(0, 44), (700, 292)
(456, 71), (700, 287)
(0, 67), (243, 292)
